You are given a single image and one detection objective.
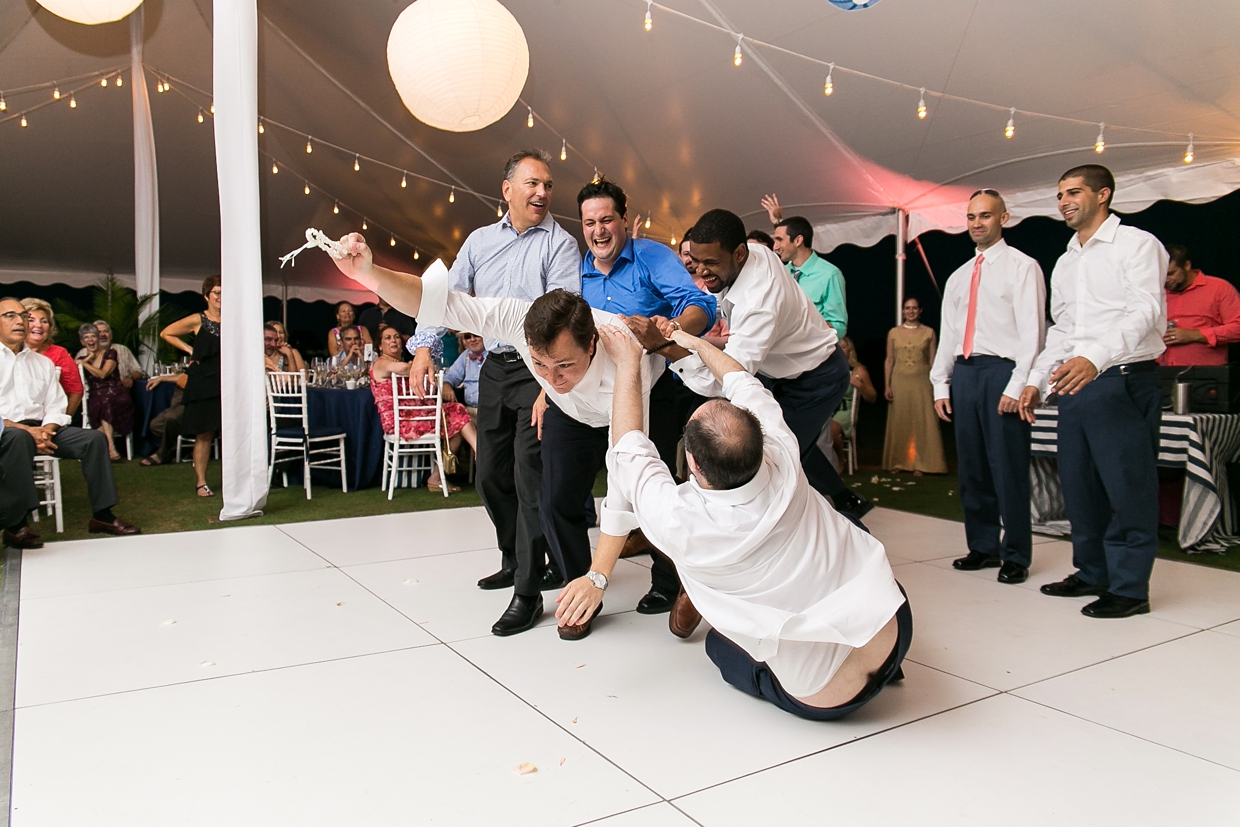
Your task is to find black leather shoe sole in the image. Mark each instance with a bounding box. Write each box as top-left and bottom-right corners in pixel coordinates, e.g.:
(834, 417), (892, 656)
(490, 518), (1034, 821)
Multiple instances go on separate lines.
(491, 595), (544, 636)
(834, 496), (875, 520)
(635, 589), (676, 615)
(997, 563), (1029, 584)
(953, 552), (1001, 571)
(1081, 596), (1150, 618)
(477, 569), (515, 590)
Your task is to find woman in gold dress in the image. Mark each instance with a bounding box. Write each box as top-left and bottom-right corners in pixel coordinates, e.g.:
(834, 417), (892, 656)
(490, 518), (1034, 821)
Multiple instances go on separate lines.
(882, 297), (947, 475)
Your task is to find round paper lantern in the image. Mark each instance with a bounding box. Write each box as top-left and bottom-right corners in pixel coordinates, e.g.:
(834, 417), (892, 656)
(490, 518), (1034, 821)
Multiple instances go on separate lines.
(387, 0), (529, 133)
(827, 0), (882, 9)
(36, 0), (143, 25)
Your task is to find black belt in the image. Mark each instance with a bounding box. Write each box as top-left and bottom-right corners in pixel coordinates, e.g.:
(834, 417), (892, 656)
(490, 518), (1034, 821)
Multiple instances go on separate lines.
(955, 354), (1014, 365)
(1100, 359), (1157, 377)
(490, 350), (524, 363)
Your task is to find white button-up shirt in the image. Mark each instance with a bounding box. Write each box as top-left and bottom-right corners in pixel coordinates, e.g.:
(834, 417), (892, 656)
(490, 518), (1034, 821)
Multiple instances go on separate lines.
(671, 243), (838, 397)
(1027, 214), (1168, 393)
(930, 239), (1047, 401)
(607, 370), (904, 696)
(418, 259), (663, 536)
(0, 344), (71, 427)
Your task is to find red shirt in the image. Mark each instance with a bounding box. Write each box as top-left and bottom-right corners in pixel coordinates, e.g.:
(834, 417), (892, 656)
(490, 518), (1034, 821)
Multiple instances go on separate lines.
(35, 344), (84, 395)
(1161, 272), (1240, 366)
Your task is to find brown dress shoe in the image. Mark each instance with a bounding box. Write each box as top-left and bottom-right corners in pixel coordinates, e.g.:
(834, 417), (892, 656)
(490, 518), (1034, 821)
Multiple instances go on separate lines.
(2, 526), (44, 549)
(87, 518), (141, 536)
(619, 529), (654, 559)
(558, 602), (602, 641)
(669, 591), (702, 639)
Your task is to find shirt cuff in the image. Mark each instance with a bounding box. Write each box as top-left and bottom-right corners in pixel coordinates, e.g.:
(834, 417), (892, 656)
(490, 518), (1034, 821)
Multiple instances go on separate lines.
(1001, 375), (1027, 401)
(932, 381), (950, 401)
(417, 259), (450, 328)
(1025, 369), (1049, 397)
(599, 502), (639, 536)
(1200, 327), (1220, 347)
(407, 330), (445, 362)
(43, 413), (71, 427)
(1077, 344), (1111, 376)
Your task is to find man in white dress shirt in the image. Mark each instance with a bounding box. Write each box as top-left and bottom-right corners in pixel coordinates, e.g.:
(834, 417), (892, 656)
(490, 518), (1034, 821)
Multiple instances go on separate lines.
(594, 324), (911, 719)
(328, 235), (664, 641)
(931, 190), (1046, 585)
(1019, 165), (1169, 618)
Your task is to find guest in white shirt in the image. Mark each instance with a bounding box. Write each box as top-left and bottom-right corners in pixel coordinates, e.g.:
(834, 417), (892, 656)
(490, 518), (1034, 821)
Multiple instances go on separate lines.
(1019, 165), (1168, 619)
(327, 235), (664, 641)
(592, 324), (911, 719)
(0, 298), (140, 548)
(931, 190), (1046, 585)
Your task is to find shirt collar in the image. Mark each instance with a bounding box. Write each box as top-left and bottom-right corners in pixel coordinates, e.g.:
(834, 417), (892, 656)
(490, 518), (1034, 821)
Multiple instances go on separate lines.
(467, 350), (487, 362)
(1068, 212), (1121, 251)
(582, 236), (636, 277)
(501, 210), (556, 237)
(688, 462), (772, 506)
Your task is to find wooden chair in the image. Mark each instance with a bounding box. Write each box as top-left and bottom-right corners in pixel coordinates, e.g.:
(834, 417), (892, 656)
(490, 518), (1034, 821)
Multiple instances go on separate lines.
(266, 370), (348, 499)
(382, 372), (449, 500)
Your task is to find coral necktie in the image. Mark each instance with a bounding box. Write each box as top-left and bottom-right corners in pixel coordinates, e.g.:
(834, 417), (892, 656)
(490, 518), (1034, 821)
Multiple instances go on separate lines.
(961, 253), (984, 358)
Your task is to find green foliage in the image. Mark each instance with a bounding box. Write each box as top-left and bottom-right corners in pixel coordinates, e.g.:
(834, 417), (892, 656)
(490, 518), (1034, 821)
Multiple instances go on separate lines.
(52, 275), (184, 362)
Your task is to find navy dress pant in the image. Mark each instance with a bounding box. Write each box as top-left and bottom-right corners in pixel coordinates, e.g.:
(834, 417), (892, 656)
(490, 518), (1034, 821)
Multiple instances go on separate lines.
(951, 356), (1032, 566)
(1055, 366), (1161, 600)
(760, 347), (852, 500)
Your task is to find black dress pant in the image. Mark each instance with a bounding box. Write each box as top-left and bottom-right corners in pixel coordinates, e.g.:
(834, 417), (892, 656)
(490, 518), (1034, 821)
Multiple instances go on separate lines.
(475, 354), (550, 596)
(0, 424), (117, 526)
(539, 402), (609, 584)
(951, 356), (1032, 566)
(1056, 365), (1161, 600)
(760, 347), (852, 500)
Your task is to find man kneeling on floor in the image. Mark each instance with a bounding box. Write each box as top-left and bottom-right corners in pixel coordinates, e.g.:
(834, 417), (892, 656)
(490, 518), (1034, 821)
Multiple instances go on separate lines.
(581, 324), (913, 719)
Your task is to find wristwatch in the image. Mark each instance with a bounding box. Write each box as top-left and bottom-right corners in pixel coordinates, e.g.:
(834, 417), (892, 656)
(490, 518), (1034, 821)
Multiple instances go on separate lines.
(586, 570), (609, 591)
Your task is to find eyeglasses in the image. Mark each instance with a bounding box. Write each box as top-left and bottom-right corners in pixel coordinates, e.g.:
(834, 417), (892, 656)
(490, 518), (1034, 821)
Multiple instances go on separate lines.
(970, 188), (1001, 199)
(462, 333), (481, 340)
(0, 311), (31, 323)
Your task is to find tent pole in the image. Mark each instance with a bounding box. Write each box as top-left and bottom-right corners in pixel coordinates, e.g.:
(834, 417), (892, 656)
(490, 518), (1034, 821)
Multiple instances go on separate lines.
(895, 208), (907, 326)
(282, 281), (288, 328)
(130, 7), (160, 373)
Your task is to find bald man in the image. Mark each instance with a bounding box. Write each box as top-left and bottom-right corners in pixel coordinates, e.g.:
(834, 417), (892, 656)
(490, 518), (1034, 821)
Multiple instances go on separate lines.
(930, 189), (1045, 584)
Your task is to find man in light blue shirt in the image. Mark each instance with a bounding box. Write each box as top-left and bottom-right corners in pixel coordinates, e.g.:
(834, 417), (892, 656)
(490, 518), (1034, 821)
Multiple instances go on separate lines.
(444, 332), (487, 407)
(407, 150), (582, 637)
(773, 216), (848, 336)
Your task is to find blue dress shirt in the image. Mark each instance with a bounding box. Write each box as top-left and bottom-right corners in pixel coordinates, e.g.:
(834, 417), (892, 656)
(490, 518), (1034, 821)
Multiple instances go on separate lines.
(582, 238), (716, 327)
(444, 349), (487, 407)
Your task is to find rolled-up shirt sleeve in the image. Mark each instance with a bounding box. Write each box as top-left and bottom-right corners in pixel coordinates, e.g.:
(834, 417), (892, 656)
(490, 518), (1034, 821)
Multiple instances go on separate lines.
(1201, 280), (1240, 347)
(547, 231), (583, 294)
(606, 430), (681, 539)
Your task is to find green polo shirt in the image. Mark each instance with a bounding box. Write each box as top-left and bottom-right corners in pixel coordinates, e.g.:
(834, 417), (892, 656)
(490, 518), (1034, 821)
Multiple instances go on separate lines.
(788, 252), (848, 337)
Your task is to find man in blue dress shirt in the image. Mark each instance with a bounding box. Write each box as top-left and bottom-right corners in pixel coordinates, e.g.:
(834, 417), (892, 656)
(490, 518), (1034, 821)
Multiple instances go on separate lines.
(550, 178), (717, 620)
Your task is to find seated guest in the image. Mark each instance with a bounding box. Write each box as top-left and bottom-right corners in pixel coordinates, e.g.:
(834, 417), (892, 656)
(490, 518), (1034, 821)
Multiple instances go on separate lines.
(21, 298), (84, 417)
(370, 325), (477, 493)
(0, 298), (140, 547)
(76, 322), (135, 462)
(444, 331), (487, 409)
(329, 326), (367, 368)
(1160, 244), (1240, 366)
(581, 324), (910, 720)
(326, 301), (372, 357)
(359, 296), (415, 351)
(139, 371), (188, 466)
(827, 337), (877, 471)
(77, 320), (143, 388)
(267, 321), (305, 372)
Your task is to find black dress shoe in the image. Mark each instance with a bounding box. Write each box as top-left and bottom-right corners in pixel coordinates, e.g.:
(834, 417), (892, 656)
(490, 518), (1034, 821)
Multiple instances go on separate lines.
(831, 490), (874, 520)
(477, 569), (515, 590)
(635, 588), (676, 615)
(1082, 593), (1150, 618)
(87, 518), (140, 536)
(491, 593), (544, 637)
(953, 550), (1001, 571)
(2, 526), (44, 549)
(540, 569), (566, 591)
(997, 562), (1029, 584)
(1040, 574), (1107, 598)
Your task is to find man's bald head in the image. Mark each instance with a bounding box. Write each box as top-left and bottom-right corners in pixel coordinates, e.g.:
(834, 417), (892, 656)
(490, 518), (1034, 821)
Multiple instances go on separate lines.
(683, 399), (764, 490)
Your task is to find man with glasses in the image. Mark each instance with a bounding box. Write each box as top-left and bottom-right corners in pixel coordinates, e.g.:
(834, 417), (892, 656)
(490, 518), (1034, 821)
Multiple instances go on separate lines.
(0, 299), (140, 547)
(445, 332), (487, 408)
(931, 189), (1045, 585)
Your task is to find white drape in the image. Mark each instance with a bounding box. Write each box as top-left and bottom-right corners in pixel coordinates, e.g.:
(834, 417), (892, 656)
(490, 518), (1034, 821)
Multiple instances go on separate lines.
(214, 0), (268, 520)
(130, 7), (159, 373)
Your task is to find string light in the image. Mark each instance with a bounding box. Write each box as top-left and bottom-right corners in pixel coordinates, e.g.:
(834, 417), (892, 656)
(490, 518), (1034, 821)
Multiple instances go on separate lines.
(20, 114), (27, 128)
(1005, 107), (1015, 139)
(272, 162), (279, 174)
(390, 235), (396, 247)
(400, 171), (408, 188)
(644, 216), (651, 229)
(100, 77), (107, 88)
(1184, 133), (1195, 164)
(917, 87), (927, 120)
(560, 139), (567, 161)
(1095, 122), (1106, 154)
(197, 109), (204, 124)
(115, 75), (122, 88)
(52, 87), (60, 101)
(414, 250), (420, 260)
(304, 181), (311, 196)
(0, 94), (6, 111)
(69, 94), (76, 109)
(353, 154), (360, 172)
(209, 104), (215, 115)
(305, 137), (313, 154)
(333, 201), (340, 214)
(526, 106), (534, 128)
(644, 0), (652, 31)
(362, 218), (368, 230)
(163, 79), (171, 92)
(449, 187), (456, 203)
(733, 35), (743, 67)
(824, 63), (834, 96)
(670, 234), (677, 245)
(497, 204), (504, 217)
(258, 121), (264, 134)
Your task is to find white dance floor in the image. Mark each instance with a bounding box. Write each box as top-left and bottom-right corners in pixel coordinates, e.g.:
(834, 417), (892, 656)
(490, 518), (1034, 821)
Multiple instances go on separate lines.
(10, 506), (1240, 825)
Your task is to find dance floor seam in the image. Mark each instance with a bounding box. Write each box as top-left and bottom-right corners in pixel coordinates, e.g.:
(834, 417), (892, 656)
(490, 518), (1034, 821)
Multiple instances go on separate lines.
(8, 507), (1239, 826)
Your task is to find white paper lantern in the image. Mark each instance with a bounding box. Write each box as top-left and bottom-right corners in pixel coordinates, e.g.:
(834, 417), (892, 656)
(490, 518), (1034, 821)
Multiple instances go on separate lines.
(36, 0), (143, 25)
(387, 0), (529, 133)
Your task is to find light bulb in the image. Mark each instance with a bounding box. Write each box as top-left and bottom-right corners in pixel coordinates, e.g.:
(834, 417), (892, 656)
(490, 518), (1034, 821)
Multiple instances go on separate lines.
(497, 204), (504, 217)
(306, 138), (313, 154)
(362, 219), (368, 230)
(258, 121), (264, 134)
(1184, 133), (1195, 164)
(156, 80), (164, 93)
(1095, 122), (1106, 154)
(304, 182), (311, 196)
(353, 155), (360, 172)
(1005, 107), (1015, 139)
(670, 234), (677, 246)
(20, 114), (27, 128)
(115, 75), (122, 88)
(333, 202), (340, 214)
(197, 110), (205, 124)
(560, 139), (567, 162)
(0, 95), (6, 111)
(53, 87), (60, 101)
(527, 106), (534, 128)
(390, 236), (396, 247)
(163, 80), (171, 92)
(414, 250), (420, 260)
(824, 63), (834, 96)
(400, 172), (407, 188)
(645, 216), (651, 229)
(209, 104), (215, 115)
(449, 188), (455, 203)
(644, 1), (652, 31)
(733, 41), (743, 67)
(69, 95), (76, 109)
(100, 77), (107, 88)
(272, 163), (279, 174)
(917, 87), (927, 120)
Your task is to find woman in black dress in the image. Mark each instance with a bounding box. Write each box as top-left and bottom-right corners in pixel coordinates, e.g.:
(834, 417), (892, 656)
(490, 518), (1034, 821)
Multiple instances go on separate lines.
(161, 275), (222, 497)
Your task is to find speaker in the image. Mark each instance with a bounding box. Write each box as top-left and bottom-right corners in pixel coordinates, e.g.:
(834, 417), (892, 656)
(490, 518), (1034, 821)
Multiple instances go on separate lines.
(1159, 365), (1240, 413)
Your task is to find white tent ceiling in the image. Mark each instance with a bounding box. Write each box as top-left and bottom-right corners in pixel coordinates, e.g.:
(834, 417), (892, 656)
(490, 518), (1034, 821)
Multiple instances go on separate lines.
(2, 0), (1239, 301)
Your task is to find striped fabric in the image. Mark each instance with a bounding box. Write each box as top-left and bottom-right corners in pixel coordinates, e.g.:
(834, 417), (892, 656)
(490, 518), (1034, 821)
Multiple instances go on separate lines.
(1029, 407), (1240, 552)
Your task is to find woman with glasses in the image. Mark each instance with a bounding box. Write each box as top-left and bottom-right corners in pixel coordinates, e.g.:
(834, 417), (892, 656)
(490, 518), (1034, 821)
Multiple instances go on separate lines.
(76, 322), (135, 462)
(161, 275), (223, 497)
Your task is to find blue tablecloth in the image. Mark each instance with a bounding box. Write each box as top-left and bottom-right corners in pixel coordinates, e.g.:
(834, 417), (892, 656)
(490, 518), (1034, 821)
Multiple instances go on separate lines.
(131, 381), (178, 457)
(305, 386), (385, 491)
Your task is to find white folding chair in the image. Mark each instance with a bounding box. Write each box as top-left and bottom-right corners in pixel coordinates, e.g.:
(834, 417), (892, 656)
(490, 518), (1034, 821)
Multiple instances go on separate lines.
(175, 434), (219, 463)
(266, 370), (347, 499)
(78, 363), (134, 460)
(30, 456), (64, 534)
(382, 371), (449, 500)
(844, 384), (861, 476)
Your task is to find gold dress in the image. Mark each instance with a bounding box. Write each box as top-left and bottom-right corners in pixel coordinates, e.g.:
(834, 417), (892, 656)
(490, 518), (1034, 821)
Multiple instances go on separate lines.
(882, 325), (947, 473)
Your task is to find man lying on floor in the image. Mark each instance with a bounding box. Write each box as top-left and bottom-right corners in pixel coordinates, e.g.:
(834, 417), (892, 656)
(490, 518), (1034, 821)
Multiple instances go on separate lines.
(586, 323), (913, 719)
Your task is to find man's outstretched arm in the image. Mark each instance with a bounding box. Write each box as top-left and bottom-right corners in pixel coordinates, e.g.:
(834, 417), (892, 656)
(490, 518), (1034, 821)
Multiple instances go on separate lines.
(669, 329), (746, 384)
(332, 233), (425, 318)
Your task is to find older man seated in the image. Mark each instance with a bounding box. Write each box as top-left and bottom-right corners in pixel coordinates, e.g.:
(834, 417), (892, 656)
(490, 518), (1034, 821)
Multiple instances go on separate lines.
(0, 298), (140, 547)
(76, 319), (143, 387)
(329, 326), (366, 369)
(587, 324), (912, 720)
